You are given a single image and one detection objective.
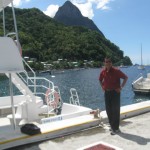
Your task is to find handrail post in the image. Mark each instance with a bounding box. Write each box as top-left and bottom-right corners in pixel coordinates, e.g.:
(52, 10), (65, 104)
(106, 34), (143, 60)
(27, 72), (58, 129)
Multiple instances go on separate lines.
(22, 59), (37, 94)
(11, 1), (20, 52)
(9, 73), (16, 130)
(34, 75), (36, 94)
(2, 9), (6, 36)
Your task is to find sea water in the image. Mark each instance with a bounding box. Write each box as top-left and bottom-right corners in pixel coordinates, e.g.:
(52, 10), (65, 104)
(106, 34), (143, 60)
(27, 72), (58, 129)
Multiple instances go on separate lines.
(1, 66), (150, 110)
(38, 66), (150, 110)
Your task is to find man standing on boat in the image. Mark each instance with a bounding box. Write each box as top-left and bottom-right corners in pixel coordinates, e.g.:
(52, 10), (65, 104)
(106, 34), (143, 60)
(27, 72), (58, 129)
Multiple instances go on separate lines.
(99, 57), (128, 135)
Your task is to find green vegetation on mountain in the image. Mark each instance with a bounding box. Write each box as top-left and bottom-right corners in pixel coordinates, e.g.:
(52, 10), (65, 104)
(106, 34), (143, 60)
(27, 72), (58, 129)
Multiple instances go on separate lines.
(0, 7), (132, 69)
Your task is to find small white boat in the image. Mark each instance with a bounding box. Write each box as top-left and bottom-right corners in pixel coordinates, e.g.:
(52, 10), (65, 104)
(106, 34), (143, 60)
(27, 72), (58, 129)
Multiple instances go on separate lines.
(119, 65), (128, 68)
(0, 1), (100, 149)
(132, 73), (150, 95)
(138, 65), (145, 70)
(119, 63), (128, 68)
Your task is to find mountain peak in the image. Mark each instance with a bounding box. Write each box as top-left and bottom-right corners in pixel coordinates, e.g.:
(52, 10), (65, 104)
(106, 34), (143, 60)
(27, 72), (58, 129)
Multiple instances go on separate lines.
(54, 1), (104, 35)
(55, 1), (83, 19)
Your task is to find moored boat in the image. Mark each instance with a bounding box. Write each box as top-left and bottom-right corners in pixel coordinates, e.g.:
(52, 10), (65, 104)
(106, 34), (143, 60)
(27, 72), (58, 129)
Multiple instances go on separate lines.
(132, 73), (150, 95)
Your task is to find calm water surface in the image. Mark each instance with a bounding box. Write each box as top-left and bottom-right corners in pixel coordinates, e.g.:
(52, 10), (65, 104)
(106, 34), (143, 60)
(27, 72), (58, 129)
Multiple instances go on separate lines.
(1, 66), (150, 150)
(38, 66), (150, 110)
(1, 66), (150, 110)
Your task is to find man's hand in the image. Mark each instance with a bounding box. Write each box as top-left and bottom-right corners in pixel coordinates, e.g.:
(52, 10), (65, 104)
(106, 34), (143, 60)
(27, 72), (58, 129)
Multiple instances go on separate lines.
(115, 87), (122, 93)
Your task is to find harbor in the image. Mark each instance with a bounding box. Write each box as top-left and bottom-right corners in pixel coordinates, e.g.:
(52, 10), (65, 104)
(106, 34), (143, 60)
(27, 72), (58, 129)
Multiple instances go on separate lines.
(0, 1), (150, 150)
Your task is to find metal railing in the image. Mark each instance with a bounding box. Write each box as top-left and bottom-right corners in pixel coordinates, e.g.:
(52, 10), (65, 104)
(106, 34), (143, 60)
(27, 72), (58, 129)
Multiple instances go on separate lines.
(132, 73), (143, 83)
(17, 58), (55, 101)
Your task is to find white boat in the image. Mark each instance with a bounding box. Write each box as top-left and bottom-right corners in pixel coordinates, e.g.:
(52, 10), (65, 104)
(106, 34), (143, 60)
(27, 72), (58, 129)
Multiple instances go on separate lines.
(0, 1), (101, 149)
(138, 65), (145, 70)
(119, 64), (128, 68)
(138, 44), (145, 70)
(132, 73), (150, 95)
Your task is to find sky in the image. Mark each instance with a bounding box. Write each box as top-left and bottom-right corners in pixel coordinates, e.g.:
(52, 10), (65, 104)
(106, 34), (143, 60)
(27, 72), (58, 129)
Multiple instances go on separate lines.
(12, 0), (150, 65)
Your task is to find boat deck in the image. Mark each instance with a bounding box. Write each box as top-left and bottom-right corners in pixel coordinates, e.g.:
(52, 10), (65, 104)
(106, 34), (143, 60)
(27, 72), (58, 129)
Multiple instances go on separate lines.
(17, 111), (149, 150)
(0, 114), (100, 149)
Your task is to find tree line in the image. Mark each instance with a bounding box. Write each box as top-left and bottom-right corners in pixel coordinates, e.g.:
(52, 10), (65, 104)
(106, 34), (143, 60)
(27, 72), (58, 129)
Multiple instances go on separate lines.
(0, 7), (132, 70)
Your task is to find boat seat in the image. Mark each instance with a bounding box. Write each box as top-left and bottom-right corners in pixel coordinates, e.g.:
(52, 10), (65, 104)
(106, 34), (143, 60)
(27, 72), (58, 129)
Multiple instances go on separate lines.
(7, 114), (22, 125)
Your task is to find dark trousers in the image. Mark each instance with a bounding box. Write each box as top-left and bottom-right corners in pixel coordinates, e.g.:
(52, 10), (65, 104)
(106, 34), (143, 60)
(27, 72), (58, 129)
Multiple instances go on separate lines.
(104, 90), (120, 130)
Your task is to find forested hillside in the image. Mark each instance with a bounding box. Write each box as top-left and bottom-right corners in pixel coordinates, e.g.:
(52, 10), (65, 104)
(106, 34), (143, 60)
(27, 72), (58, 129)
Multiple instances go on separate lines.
(0, 7), (132, 69)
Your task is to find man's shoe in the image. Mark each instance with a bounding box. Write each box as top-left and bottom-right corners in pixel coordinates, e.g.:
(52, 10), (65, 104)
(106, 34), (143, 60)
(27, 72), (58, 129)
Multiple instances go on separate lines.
(110, 129), (121, 135)
(115, 129), (121, 133)
(110, 130), (116, 135)
(109, 128), (112, 131)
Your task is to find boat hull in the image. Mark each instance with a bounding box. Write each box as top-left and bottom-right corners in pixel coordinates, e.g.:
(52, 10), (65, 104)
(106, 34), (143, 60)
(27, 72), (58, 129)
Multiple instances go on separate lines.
(132, 74), (150, 95)
(0, 115), (100, 149)
(133, 89), (150, 95)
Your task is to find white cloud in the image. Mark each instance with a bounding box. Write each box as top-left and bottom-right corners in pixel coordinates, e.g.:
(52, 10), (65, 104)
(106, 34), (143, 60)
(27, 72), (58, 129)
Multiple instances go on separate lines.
(95, 0), (111, 10)
(44, 0), (112, 19)
(74, 2), (94, 19)
(71, 0), (87, 3)
(71, 0), (112, 19)
(43, 5), (59, 18)
(13, 0), (31, 7)
(13, 0), (21, 6)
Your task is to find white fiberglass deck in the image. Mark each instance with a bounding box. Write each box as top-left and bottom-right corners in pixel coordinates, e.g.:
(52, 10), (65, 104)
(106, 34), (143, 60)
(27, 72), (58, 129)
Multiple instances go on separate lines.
(0, 114), (100, 149)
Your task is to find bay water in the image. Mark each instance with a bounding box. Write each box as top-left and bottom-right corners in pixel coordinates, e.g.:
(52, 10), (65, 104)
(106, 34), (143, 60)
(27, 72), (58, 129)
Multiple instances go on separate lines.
(38, 66), (150, 110)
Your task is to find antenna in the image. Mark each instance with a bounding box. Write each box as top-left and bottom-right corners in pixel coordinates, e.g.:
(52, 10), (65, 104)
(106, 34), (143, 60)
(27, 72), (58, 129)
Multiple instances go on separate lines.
(141, 43), (143, 65)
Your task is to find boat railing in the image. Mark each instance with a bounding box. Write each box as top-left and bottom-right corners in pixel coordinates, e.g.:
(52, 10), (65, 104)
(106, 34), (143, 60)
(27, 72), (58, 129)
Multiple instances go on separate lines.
(28, 77), (54, 96)
(132, 73), (143, 83)
(14, 63), (63, 116)
(69, 88), (80, 106)
(22, 58), (36, 93)
(16, 58), (55, 101)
